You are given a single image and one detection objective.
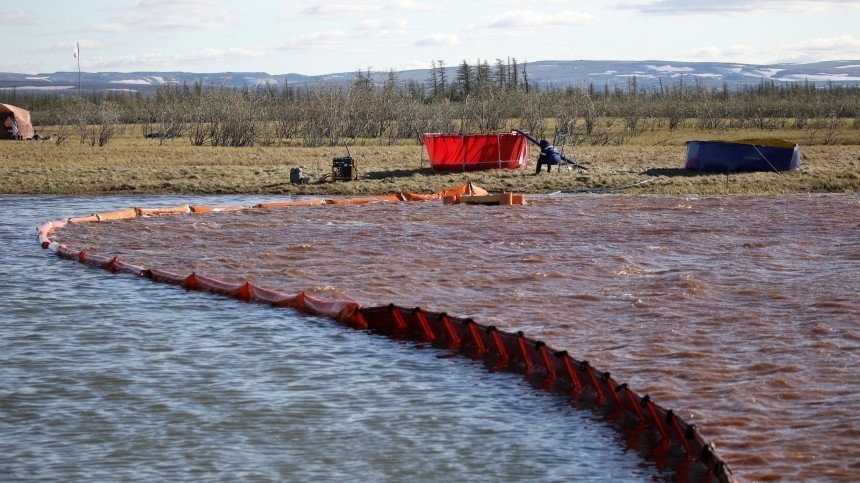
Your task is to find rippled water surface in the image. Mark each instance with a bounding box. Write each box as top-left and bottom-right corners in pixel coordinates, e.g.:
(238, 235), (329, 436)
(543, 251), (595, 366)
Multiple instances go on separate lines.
(6, 193), (860, 481)
(3, 195), (664, 483)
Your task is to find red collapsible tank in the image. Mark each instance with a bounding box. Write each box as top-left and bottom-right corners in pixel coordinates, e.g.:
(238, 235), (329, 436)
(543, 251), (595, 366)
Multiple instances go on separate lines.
(423, 131), (529, 171)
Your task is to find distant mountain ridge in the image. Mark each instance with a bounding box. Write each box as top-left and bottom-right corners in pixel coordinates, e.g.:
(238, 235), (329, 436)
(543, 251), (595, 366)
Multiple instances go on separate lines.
(2, 59), (859, 95)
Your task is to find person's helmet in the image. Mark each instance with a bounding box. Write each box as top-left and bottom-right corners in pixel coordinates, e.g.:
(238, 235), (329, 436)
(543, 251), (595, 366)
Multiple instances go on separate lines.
(539, 139), (549, 148)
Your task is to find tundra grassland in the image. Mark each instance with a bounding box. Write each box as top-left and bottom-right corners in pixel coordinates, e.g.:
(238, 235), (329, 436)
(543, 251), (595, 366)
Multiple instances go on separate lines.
(2, 120), (858, 196)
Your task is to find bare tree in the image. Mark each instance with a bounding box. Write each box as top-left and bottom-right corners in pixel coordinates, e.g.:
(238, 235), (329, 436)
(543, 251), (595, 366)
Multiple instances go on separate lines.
(463, 82), (506, 132)
(304, 83), (349, 147)
(273, 101), (303, 145)
(620, 76), (642, 136)
(423, 98), (456, 133)
(518, 89), (550, 138)
(141, 85), (187, 144)
(88, 100), (122, 146)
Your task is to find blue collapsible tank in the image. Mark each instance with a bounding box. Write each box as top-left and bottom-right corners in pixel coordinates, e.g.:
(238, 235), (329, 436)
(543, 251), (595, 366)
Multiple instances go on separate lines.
(684, 139), (800, 172)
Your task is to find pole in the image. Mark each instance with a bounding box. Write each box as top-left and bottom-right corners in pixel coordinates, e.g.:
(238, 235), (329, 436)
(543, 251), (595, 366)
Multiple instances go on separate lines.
(76, 42), (81, 95)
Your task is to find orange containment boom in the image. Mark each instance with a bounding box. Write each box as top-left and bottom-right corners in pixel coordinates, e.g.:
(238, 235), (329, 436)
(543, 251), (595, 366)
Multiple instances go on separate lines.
(34, 184), (733, 482)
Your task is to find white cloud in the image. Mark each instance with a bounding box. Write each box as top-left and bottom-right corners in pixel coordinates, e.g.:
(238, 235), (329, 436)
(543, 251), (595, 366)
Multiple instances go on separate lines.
(35, 39), (107, 59)
(777, 35), (860, 62)
(178, 47), (266, 63)
(798, 34), (860, 53)
(7, 0), (856, 75)
(83, 53), (171, 70)
(681, 35), (860, 64)
(388, 0), (436, 11)
(78, 46), (265, 71)
(301, 2), (384, 16)
(279, 30), (351, 51)
(118, 0), (236, 30)
(278, 17), (409, 54)
(355, 18), (409, 38)
(0, 60), (43, 75)
(414, 33), (460, 46)
(614, 0), (860, 15)
(90, 23), (128, 33)
(480, 10), (596, 28)
(70, 40), (107, 50)
(0, 10), (37, 23)
(37, 40), (107, 56)
(298, 0), (433, 16)
(682, 45), (759, 62)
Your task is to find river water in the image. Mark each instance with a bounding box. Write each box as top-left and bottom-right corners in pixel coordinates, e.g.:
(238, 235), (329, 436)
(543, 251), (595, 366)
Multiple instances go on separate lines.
(5, 193), (859, 481)
(3, 195), (664, 483)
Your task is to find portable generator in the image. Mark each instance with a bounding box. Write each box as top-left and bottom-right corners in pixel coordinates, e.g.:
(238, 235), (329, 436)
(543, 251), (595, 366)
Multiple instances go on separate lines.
(332, 156), (357, 181)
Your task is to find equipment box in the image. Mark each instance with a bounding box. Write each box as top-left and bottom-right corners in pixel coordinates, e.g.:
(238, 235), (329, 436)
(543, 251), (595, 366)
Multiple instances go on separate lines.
(332, 156), (357, 181)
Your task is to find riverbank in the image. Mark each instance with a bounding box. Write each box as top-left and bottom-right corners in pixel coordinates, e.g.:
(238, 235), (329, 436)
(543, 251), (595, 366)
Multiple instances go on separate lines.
(2, 129), (858, 196)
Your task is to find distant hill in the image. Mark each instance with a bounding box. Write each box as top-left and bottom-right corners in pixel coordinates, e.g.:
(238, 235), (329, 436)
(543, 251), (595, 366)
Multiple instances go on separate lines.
(1, 59), (858, 95)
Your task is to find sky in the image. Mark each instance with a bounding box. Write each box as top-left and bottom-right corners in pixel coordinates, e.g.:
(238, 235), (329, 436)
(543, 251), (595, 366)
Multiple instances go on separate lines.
(3, 0), (860, 76)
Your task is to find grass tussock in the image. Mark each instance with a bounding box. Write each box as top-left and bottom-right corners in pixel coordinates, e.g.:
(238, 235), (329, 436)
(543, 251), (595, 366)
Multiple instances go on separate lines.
(1, 124), (858, 196)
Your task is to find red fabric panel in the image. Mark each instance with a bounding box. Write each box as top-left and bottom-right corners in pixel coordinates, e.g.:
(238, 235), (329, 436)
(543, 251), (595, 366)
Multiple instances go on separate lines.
(424, 133), (527, 171)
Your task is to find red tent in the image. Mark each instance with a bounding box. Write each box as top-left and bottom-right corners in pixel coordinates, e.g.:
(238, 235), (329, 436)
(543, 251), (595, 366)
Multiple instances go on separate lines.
(1, 103), (34, 140)
(423, 131), (529, 171)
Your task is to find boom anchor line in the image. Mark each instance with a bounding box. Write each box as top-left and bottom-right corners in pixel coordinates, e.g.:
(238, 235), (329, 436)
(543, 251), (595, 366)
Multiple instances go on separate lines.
(35, 185), (736, 483)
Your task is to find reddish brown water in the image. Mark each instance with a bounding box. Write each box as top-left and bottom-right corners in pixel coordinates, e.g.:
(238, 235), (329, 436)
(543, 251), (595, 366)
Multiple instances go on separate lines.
(56, 194), (860, 481)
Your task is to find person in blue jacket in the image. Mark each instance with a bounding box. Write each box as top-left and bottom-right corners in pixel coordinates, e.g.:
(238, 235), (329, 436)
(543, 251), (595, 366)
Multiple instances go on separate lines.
(535, 139), (561, 173)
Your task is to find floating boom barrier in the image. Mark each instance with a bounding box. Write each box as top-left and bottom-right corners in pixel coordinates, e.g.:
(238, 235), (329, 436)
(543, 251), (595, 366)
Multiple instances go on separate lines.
(35, 184), (735, 482)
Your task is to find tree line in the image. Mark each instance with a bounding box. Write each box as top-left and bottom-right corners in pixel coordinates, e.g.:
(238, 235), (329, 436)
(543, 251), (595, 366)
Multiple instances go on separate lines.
(2, 58), (858, 147)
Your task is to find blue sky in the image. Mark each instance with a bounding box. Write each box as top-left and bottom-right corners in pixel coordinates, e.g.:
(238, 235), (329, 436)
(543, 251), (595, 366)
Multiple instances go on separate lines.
(3, 0), (860, 75)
